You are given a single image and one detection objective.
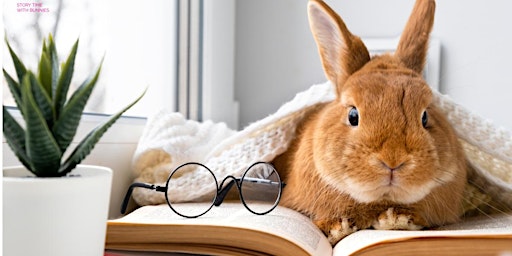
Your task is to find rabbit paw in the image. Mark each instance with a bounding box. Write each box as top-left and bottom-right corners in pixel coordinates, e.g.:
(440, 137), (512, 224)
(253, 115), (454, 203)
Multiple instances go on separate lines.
(372, 208), (423, 230)
(315, 218), (358, 245)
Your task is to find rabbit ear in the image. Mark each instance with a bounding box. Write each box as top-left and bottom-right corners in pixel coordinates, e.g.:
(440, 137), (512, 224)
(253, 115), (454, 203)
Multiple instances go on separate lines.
(395, 0), (436, 73)
(308, 0), (370, 93)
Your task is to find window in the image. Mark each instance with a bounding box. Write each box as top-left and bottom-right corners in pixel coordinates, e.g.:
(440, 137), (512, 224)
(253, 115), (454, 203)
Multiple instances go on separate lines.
(3, 0), (176, 117)
(3, 0), (238, 128)
(2, 0), (239, 218)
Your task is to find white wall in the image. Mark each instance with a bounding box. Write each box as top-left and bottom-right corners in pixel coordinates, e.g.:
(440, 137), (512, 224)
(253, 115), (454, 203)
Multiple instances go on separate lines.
(202, 0), (240, 129)
(234, 0), (512, 131)
(235, 0), (323, 128)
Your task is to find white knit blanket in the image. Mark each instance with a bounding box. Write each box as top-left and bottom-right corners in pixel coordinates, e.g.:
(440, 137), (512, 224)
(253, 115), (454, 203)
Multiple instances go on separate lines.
(131, 81), (512, 213)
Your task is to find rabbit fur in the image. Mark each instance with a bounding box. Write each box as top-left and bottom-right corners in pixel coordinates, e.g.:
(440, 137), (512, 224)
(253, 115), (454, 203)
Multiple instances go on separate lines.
(274, 0), (468, 245)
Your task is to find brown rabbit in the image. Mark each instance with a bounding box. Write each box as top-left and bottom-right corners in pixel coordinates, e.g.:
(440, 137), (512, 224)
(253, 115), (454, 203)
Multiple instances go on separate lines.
(273, 0), (467, 245)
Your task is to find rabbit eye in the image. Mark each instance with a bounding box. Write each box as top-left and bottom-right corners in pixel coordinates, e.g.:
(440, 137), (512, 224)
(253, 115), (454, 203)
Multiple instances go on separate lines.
(421, 110), (428, 128)
(348, 107), (359, 126)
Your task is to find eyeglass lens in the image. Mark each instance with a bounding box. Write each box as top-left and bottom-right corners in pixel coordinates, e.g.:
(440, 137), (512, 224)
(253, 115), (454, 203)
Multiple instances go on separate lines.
(241, 162), (281, 215)
(166, 163), (217, 218)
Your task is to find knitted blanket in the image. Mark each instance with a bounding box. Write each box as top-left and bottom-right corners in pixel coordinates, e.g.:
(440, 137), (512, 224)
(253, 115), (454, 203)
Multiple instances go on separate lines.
(131, 81), (512, 214)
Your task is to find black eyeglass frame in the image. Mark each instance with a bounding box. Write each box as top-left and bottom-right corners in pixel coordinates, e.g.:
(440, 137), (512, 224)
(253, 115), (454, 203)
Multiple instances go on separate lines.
(121, 161), (285, 218)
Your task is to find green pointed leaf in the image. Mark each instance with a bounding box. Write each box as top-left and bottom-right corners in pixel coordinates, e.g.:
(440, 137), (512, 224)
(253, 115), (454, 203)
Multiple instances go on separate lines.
(3, 69), (24, 115)
(27, 73), (54, 127)
(49, 39), (60, 99)
(47, 34), (60, 100)
(2, 106), (33, 171)
(47, 34), (57, 54)
(54, 38), (78, 119)
(52, 60), (101, 153)
(22, 72), (62, 176)
(59, 88), (146, 175)
(42, 38), (48, 53)
(5, 36), (27, 84)
(38, 47), (53, 97)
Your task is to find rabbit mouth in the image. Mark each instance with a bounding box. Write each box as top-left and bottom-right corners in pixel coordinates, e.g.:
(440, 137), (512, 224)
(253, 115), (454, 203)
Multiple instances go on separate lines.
(379, 186), (426, 203)
(345, 176), (438, 204)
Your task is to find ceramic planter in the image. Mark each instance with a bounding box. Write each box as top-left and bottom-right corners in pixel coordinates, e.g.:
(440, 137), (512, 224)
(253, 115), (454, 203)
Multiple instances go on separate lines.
(3, 165), (112, 256)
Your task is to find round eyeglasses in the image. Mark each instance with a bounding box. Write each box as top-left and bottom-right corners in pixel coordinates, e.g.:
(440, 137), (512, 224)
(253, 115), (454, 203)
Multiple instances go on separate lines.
(121, 162), (285, 218)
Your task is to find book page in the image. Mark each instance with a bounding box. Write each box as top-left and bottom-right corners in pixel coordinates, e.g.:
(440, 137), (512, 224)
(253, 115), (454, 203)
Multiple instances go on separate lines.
(333, 213), (512, 256)
(109, 202), (332, 255)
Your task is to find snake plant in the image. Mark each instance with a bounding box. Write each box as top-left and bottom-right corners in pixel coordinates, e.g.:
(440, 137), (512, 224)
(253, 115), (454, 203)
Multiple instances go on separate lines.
(3, 34), (145, 177)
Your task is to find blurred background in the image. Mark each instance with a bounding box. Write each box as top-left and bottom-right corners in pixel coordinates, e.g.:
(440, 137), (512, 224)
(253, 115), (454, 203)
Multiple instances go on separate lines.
(4, 0), (512, 131)
(235, 0), (512, 131)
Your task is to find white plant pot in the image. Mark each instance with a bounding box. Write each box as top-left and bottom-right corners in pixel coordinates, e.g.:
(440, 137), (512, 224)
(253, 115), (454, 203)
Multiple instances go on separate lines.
(3, 165), (112, 256)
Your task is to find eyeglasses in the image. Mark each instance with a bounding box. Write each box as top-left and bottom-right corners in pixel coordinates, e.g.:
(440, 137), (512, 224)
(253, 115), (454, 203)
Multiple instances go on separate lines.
(121, 162), (285, 218)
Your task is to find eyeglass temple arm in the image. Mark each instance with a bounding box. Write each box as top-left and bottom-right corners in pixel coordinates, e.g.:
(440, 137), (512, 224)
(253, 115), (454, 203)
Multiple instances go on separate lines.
(120, 183), (166, 214)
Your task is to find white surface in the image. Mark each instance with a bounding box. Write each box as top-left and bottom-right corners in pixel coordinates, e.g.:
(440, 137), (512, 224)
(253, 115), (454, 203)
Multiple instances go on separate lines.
(3, 165), (112, 256)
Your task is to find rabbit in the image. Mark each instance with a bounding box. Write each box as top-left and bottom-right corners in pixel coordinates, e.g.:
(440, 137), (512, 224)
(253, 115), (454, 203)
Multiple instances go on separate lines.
(273, 0), (467, 245)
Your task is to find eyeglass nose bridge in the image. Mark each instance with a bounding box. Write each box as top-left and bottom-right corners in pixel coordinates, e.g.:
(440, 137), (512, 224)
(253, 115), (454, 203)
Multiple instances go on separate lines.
(214, 175), (240, 207)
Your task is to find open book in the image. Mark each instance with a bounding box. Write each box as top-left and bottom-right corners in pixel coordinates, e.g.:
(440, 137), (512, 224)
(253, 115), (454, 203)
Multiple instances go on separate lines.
(105, 203), (512, 256)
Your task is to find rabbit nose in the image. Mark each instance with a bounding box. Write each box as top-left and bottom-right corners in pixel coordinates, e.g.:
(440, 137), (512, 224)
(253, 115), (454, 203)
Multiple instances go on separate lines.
(378, 136), (408, 172)
(381, 161), (404, 172)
